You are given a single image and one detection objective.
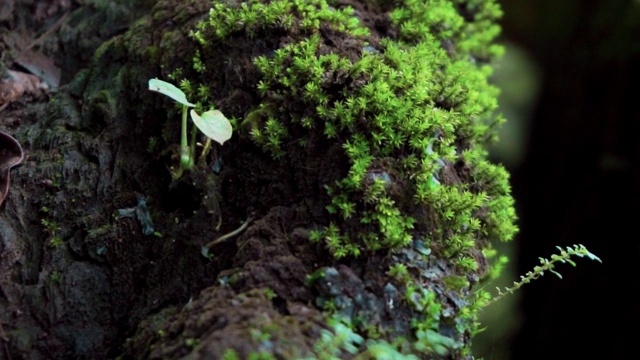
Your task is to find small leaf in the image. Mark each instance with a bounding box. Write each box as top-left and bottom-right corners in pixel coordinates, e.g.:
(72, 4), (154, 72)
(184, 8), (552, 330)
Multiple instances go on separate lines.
(148, 78), (195, 107)
(550, 269), (563, 279)
(586, 251), (602, 263)
(201, 246), (213, 259)
(190, 109), (233, 145)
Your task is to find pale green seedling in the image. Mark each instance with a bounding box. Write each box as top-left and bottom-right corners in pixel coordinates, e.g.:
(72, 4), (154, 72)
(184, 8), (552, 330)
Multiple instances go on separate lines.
(148, 78), (232, 178)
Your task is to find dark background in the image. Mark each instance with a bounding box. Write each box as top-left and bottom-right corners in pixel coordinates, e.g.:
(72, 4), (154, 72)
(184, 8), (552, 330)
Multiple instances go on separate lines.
(477, 0), (640, 359)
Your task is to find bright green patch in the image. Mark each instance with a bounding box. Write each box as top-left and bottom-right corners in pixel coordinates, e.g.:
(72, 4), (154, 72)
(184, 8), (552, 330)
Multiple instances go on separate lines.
(175, 0), (530, 358)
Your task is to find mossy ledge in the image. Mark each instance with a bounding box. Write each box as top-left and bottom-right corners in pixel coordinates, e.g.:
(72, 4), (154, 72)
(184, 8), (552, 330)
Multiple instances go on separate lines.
(121, 0), (517, 358)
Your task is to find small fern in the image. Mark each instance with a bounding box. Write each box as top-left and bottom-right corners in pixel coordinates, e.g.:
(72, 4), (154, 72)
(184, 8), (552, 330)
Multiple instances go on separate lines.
(484, 244), (601, 307)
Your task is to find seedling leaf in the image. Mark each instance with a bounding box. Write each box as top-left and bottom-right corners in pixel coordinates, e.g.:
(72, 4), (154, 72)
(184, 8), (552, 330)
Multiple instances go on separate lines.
(148, 78), (195, 107)
(190, 109), (232, 145)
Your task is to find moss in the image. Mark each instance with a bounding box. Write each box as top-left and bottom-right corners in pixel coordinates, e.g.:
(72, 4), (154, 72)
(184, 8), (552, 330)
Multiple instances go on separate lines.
(156, 0), (517, 357)
(190, 0), (368, 42)
(227, 0), (516, 261)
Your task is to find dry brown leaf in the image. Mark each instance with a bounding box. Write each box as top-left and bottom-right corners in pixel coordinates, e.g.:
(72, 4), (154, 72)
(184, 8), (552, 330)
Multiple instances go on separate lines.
(0, 70), (47, 111)
(35, 0), (72, 22)
(0, 130), (23, 207)
(15, 48), (62, 89)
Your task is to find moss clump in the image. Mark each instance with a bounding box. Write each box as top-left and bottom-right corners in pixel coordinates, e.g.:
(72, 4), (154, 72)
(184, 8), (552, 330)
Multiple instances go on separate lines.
(190, 0), (369, 41)
(189, 0), (516, 262)
(157, 0), (517, 357)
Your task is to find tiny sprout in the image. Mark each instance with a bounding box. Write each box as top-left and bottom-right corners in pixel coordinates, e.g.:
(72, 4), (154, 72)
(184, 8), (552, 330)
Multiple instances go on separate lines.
(148, 78), (233, 179)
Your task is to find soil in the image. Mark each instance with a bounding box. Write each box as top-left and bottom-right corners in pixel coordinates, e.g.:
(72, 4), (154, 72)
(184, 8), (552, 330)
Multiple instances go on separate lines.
(0, 1), (470, 359)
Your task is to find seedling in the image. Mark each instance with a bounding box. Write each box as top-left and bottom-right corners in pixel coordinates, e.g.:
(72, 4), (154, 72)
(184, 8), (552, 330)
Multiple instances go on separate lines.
(148, 78), (232, 178)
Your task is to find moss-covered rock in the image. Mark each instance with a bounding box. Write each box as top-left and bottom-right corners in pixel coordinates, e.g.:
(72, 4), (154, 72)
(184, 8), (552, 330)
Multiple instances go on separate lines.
(1, 0), (518, 359)
(117, 0), (518, 358)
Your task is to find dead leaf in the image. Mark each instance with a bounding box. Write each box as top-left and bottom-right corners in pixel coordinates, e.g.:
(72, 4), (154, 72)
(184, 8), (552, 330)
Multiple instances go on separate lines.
(15, 48), (61, 90)
(0, 70), (46, 111)
(0, 131), (24, 207)
(0, 0), (15, 22)
(34, 0), (72, 22)
(2, 10), (67, 91)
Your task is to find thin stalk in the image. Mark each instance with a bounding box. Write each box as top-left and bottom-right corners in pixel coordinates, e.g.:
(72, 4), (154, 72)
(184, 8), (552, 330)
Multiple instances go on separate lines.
(200, 137), (213, 159)
(180, 105), (191, 169)
(205, 217), (253, 249)
(189, 121), (198, 168)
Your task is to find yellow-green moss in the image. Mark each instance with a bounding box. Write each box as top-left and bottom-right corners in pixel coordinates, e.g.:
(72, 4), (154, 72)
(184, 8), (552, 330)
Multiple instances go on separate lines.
(173, 0), (517, 357)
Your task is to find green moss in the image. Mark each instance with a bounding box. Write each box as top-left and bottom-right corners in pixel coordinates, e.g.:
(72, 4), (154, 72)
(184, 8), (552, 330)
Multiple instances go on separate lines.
(222, 349), (241, 360)
(243, 16), (516, 259)
(190, 0), (368, 43)
(169, 0), (517, 357)
(392, 0), (504, 59)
